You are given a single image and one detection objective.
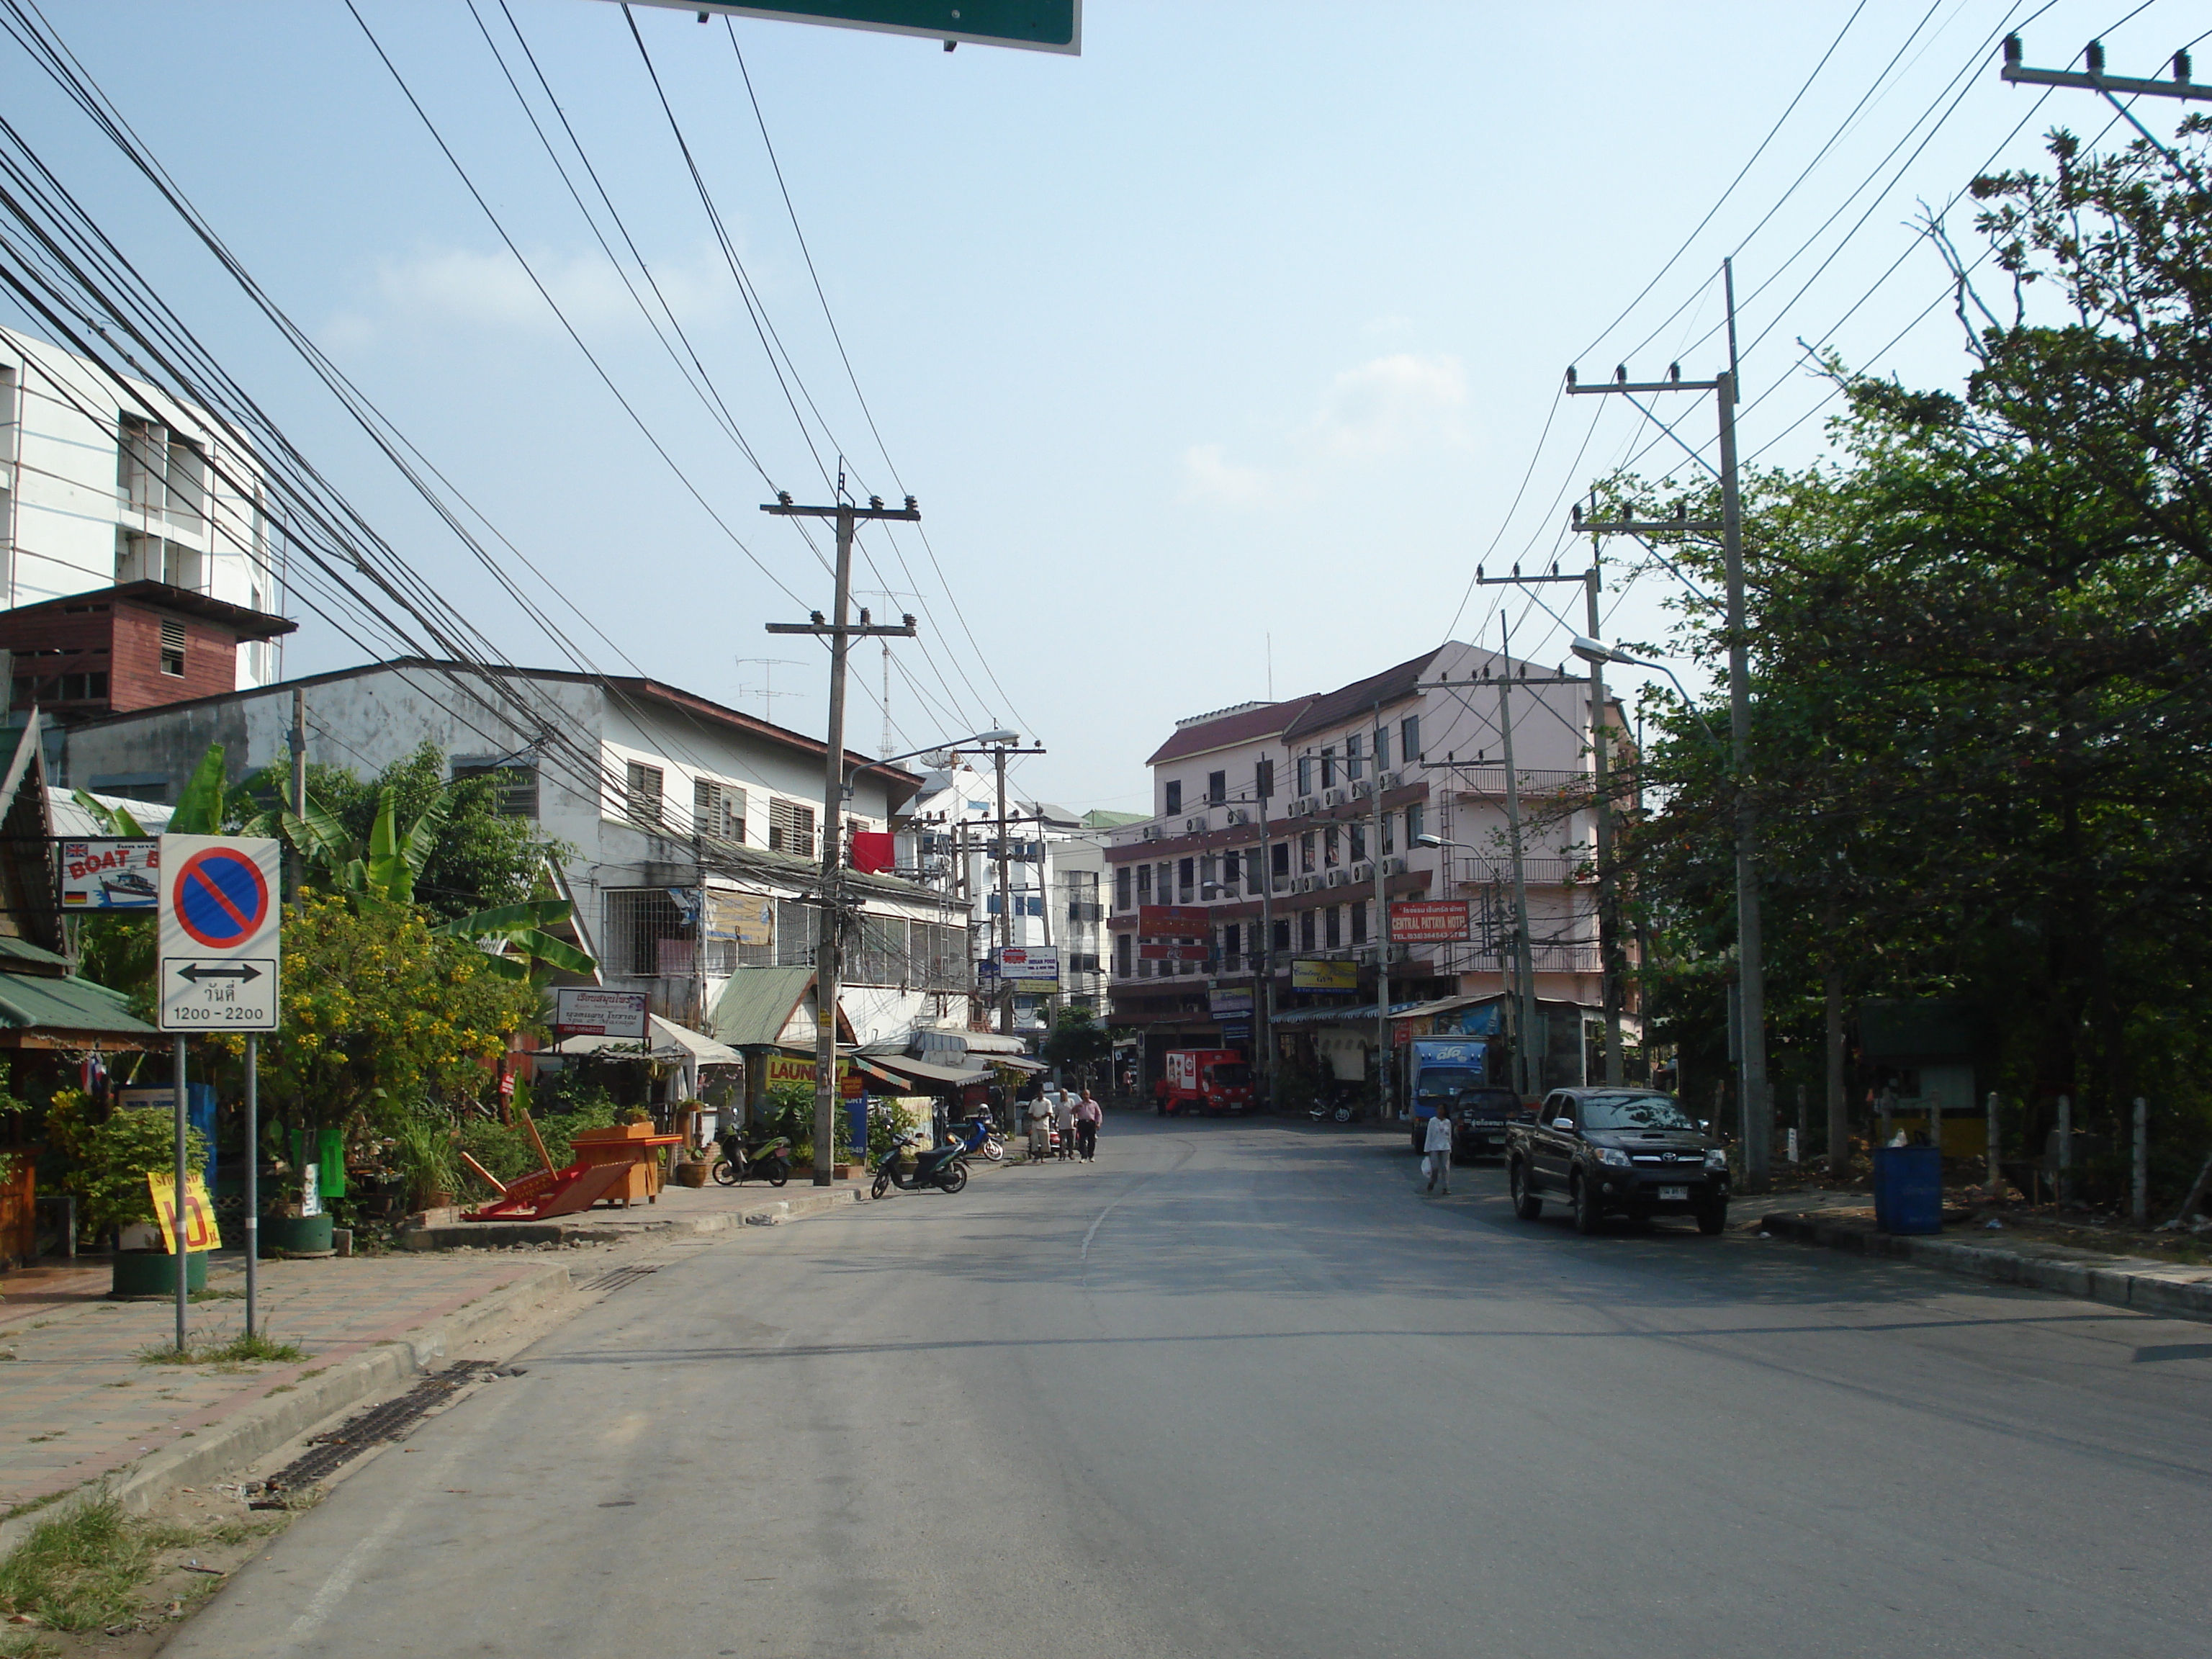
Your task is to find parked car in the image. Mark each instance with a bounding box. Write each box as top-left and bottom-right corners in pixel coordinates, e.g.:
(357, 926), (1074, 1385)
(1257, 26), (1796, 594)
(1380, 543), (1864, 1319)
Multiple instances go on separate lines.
(1449, 1086), (1522, 1161)
(1504, 1087), (1730, 1235)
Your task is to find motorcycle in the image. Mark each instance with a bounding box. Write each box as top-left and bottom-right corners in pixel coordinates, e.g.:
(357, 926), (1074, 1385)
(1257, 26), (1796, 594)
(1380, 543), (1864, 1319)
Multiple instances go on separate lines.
(947, 1113), (1004, 1164)
(712, 1130), (793, 1187)
(871, 1130), (971, 1198)
(1308, 1082), (1360, 1125)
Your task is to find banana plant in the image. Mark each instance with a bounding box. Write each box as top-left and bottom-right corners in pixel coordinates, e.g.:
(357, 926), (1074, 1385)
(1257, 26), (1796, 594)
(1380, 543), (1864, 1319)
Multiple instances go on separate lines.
(431, 897), (596, 984)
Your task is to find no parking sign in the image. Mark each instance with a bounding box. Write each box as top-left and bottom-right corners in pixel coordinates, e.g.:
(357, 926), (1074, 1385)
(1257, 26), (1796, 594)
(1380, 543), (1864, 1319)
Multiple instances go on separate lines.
(158, 835), (281, 1032)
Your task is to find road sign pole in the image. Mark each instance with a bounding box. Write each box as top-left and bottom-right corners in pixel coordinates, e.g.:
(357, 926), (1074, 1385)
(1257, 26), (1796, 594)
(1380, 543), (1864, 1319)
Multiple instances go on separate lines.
(244, 1035), (258, 1338)
(172, 1033), (187, 1352)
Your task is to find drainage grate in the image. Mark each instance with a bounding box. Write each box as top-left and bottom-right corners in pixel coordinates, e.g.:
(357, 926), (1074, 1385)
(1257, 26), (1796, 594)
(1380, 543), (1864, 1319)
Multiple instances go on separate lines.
(255, 1362), (501, 1497)
(578, 1262), (660, 1295)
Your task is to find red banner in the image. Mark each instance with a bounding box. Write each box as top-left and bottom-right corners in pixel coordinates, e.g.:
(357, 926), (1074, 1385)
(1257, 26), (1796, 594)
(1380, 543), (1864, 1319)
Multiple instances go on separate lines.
(1138, 904), (1210, 938)
(850, 831), (897, 874)
(1390, 899), (1470, 943)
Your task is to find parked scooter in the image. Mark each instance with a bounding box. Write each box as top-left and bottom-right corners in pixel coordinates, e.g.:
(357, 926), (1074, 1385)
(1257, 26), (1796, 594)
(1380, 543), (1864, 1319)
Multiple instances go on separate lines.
(712, 1130), (793, 1187)
(947, 1113), (1004, 1164)
(870, 1130), (971, 1198)
(1308, 1082), (1361, 1125)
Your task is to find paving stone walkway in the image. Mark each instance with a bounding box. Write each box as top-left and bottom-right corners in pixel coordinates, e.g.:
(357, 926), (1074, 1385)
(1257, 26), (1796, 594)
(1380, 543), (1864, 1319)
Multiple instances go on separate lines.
(0, 1249), (563, 1515)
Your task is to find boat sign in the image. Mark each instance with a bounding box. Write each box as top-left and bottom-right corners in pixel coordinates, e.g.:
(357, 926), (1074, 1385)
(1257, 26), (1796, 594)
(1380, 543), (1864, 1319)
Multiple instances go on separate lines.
(58, 838), (159, 909)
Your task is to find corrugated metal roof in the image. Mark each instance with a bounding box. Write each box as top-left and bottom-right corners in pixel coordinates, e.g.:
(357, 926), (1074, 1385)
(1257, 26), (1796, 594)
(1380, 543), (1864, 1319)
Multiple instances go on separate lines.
(706, 966), (816, 1049)
(0, 969), (157, 1038)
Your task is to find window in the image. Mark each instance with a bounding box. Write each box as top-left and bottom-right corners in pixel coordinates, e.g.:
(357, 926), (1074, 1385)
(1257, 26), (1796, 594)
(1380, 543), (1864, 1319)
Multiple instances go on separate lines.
(1206, 770), (1226, 806)
(603, 887), (691, 979)
(1382, 812), (1395, 855)
(1164, 779), (1182, 815)
(1115, 866), (1133, 911)
(1401, 714), (1421, 763)
(1323, 826), (1340, 867)
(1177, 857), (1195, 901)
(1351, 900), (1369, 944)
(1136, 864), (1152, 904)
(625, 761), (665, 826)
(768, 797), (817, 858)
(1375, 726), (1390, 770)
(1223, 923), (1242, 970)
(1272, 918), (1291, 953)
(452, 759), (539, 819)
(1325, 907), (1341, 948)
(1255, 757), (1274, 801)
(1299, 831), (1316, 873)
(1222, 850), (1241, 892)
(1296, 755), (1313, 796)
(693, 778), (744, 842)
(1116, 933), (1133, 978)
(1271, 840), (1290, 877)
(1346, 734), (1363, 781)
(1199, 855), (1218, 899)
(158, 619), (185, 678)
(1299, 911), (1316, 950)
(1405, 804), (1424, 845)
(1157, 861), (1172, 901)
(1351, 824), (1367, 863)
(1321, 748), (1336, 787)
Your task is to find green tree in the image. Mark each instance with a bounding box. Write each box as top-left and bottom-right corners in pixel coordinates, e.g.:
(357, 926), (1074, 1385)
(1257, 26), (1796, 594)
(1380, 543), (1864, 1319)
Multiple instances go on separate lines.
(1041, 1005), (1112, 1085)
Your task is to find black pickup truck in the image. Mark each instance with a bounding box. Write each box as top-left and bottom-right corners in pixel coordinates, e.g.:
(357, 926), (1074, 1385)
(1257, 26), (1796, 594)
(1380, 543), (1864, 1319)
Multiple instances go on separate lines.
(1505, 1087), (1730, 1235)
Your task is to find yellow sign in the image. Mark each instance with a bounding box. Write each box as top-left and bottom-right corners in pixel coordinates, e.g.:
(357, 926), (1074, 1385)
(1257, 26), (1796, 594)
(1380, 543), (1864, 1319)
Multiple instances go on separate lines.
(765, 1054), (855, 1089)
(145, 1170), (221, 1254)
(1291, 959), (1358, 991)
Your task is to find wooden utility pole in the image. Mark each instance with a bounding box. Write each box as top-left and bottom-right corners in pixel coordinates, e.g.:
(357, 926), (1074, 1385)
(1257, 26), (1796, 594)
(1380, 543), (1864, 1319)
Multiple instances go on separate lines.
(764, 486), (920, 1187)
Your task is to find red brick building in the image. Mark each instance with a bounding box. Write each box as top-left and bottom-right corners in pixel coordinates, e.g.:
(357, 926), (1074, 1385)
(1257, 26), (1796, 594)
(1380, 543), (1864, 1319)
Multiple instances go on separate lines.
(0, 581), (295, 721)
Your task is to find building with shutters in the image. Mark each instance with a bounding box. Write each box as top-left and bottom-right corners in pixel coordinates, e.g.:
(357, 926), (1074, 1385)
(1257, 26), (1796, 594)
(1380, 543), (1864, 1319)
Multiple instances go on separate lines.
(58, 658), (970, 1043)
(1105, 642), (1635, 1100)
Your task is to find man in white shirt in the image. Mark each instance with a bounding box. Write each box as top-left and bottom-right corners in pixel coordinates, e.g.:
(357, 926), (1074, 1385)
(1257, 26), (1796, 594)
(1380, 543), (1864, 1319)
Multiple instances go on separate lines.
(1424, 1107), (1455, 1195)
(1051, 1083), (1077, 1161)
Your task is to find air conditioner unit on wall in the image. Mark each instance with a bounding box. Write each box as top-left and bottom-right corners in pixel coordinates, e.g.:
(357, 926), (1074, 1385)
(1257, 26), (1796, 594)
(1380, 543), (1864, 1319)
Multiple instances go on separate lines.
(1352, 779), (1372, 799)
(1142, 824), (1161, 840)
(1297, 874), (1321, 893)
(1322, 788), (1345, 809)
(1351, 862), (1374, 883)
(1381, 856), (1407, 876)
(1379, 770), (1402, 791)
(1323, 869), (1345, 887)
(1186, 817), (1208, 834)
(1289, 796), (1315, 817)
(1226, 808), (1249, 825)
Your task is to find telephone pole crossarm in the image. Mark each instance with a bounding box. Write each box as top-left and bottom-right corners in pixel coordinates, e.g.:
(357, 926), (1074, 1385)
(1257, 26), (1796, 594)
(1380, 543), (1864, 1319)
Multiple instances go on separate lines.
(2000, 37), (2208, 102)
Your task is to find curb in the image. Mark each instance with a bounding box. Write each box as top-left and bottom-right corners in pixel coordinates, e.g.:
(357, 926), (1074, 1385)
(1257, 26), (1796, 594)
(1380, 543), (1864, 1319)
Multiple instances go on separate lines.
(395, 1187), (860, 1250)
(1758, 1211), (2212, 1325)
(0, 1259), (575, 1567)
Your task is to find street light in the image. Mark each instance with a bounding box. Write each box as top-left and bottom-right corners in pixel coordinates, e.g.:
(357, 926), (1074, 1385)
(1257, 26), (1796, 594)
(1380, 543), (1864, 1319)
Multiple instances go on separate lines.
(1570, 637), (1719, 749)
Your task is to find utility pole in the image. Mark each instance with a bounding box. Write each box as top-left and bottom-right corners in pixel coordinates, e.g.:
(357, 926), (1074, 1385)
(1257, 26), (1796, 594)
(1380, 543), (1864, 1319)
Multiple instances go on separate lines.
(764, 485), (920, 1187)
(947, 738), (1046, 1036)
(1370, 700), (1394, 1118)
(1254, 760), (1278, 1112)
(1567, 267), (1771, 1188)
(2002, 35), (2207, 158)
(1473, 559), (1619, 1082)
(1493, 625), (1542, 1098)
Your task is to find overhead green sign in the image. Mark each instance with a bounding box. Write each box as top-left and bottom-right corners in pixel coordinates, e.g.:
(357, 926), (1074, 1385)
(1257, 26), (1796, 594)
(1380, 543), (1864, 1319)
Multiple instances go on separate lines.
(627, 1), (1080, 54)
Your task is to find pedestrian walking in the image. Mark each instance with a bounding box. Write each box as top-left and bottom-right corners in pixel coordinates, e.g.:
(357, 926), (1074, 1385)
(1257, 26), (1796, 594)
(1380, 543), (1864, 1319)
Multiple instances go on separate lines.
(1075, 1089), (1102, 1161)
(1027, 1090), (1053, 1161)
(1053, 1084), (1077, 1161)
(1424, 1107), (1454, 1195)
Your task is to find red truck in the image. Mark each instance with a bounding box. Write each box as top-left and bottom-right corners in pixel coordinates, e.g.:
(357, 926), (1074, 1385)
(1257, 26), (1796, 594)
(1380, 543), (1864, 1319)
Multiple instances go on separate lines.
(1158, 1049), (1254, 1115)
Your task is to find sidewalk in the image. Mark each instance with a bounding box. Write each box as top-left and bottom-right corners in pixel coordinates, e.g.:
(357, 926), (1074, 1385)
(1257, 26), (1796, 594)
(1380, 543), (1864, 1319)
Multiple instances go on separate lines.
(1757, 1190), (2212, 1325)
(395, 1168), (871, 1249)
(0, 1247), (578, 1525)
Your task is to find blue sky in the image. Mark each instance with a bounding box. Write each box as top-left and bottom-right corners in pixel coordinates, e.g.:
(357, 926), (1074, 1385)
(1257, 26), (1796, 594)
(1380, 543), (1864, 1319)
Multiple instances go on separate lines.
(4, 1), (2195, 810)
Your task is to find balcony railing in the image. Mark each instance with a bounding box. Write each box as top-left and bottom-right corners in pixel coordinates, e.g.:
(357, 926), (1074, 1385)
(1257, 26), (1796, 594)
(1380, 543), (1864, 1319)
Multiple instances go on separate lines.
(1455, 855), (1586, 886)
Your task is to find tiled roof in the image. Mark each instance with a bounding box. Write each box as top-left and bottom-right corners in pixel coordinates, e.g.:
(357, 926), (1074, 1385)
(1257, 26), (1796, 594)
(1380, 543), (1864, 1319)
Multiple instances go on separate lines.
(1281, 649), (1441, 743)
(1145, 696), (1315, 767)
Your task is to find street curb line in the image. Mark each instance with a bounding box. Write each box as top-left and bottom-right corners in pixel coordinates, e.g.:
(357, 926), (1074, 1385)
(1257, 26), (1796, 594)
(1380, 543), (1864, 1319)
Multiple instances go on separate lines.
(1758, 1212), (2212, 1325)
(395, 1187), (861, 1249)
(0, 1261), (575, 1568)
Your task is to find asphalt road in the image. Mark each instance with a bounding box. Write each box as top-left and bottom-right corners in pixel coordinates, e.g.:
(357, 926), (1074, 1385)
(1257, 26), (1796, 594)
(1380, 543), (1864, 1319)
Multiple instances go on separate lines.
(171, 1115), (2212, 1659)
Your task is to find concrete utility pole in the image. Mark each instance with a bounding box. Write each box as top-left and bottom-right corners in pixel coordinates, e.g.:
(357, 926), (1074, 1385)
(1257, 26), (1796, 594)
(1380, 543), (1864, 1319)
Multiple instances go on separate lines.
(764, 486), (920, 1187)
(1254, 760), (1278, 1112)
(1493, 628), (1542, 1099)
(1474, 561), (1619, 1082)
(1370, 701), (1394, 1117)
(1567, 271), (1771, 1190)
(947, 738), (1046, 1036)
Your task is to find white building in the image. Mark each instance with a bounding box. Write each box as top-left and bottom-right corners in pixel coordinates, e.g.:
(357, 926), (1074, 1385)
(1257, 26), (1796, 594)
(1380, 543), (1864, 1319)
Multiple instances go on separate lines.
(60, 658), (968, 1044)
(0, 327), (283, 685)
(898, 766), (1110, 1025)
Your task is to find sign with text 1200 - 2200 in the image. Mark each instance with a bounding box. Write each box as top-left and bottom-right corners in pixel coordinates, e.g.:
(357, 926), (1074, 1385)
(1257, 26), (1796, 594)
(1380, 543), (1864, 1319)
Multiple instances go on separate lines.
(60, 838), (159, 909)
(158, 835), (281, 1033)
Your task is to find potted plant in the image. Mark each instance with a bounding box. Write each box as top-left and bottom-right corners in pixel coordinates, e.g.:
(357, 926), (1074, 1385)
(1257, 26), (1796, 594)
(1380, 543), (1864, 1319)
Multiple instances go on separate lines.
(76, 1107), (212, 1296)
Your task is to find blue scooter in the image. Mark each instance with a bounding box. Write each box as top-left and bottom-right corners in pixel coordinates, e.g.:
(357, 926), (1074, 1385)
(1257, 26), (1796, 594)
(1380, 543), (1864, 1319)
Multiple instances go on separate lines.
(945, 1113), (1004, 1164)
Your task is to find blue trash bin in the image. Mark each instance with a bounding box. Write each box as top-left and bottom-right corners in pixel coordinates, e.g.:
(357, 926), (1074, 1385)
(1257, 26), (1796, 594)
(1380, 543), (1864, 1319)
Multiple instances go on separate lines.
(1872, 1145), (1943, 1233)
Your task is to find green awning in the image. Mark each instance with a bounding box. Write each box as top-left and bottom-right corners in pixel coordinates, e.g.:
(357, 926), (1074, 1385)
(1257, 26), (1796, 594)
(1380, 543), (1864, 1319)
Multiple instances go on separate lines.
(707, 966), (817, 1049)
(0, 968), (158, 1040)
